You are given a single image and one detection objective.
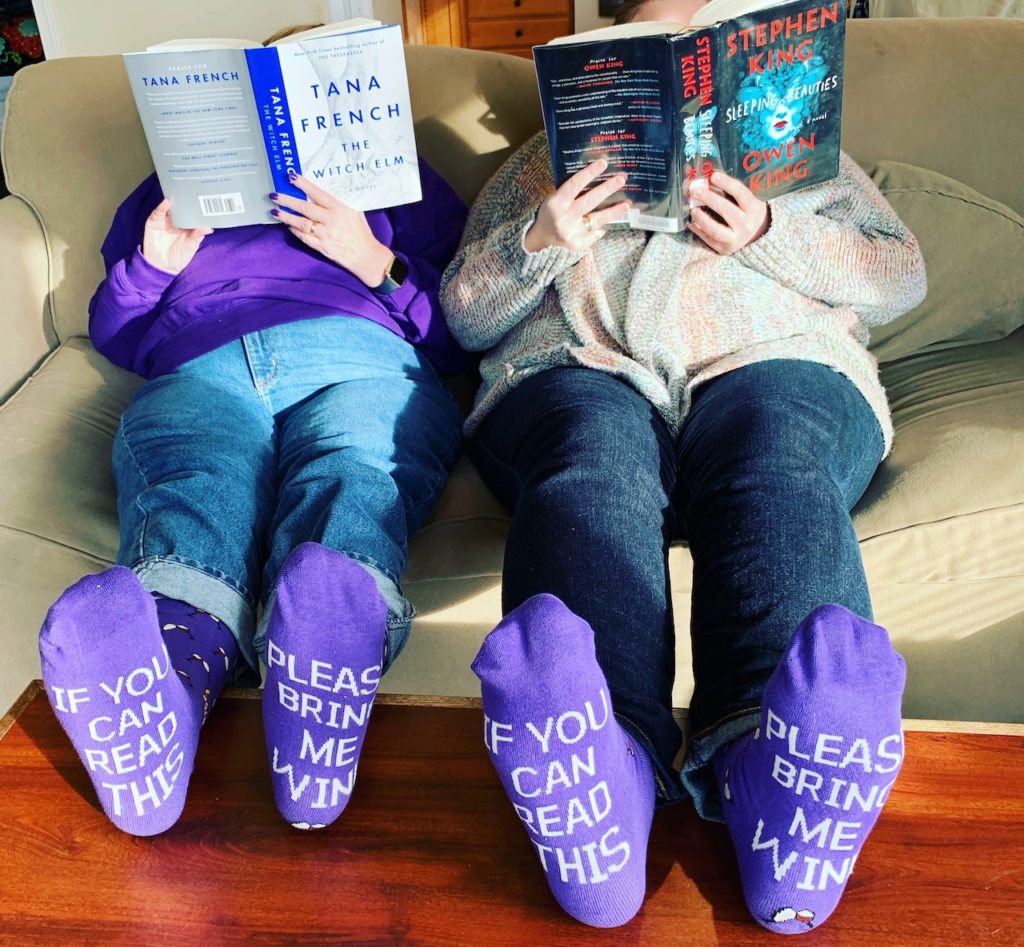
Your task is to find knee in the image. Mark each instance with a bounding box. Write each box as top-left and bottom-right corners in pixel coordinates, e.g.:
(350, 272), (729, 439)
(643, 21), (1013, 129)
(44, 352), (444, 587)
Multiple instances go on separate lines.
(696, 396), (864, 503)
(527, 397), (671, 488)
(525, 435), (669, 515)
(688, 363), (880, 484)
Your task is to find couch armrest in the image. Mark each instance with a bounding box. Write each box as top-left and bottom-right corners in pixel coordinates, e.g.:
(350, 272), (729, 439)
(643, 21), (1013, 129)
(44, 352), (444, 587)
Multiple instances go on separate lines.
(0, 195), (56, 402)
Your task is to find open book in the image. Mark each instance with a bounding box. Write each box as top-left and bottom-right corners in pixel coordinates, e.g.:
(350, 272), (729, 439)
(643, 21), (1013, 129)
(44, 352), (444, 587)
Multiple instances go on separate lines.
(122, 20), (420, 229)
(534, 0), (846, 232)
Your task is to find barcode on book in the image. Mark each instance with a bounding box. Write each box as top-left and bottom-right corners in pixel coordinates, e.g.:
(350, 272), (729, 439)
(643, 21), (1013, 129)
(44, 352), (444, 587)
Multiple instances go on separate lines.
(198, 193), (245, 217)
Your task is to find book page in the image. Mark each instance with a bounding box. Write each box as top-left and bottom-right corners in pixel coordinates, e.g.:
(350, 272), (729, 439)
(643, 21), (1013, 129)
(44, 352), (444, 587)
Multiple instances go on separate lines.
(145, 39), (258, 52)
(269, 19), (382, 44)
(691, 0), (791, 26)
(545, 21), (685, 45)
(123, 48), (274, 228)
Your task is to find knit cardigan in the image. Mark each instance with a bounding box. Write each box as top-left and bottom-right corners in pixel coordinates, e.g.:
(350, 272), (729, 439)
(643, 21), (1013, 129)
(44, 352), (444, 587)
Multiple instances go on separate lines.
(440, 132), (927, 453)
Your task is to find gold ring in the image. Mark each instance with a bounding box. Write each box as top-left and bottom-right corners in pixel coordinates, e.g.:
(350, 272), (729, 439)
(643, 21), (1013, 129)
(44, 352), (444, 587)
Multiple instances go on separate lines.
(584, 214), (593, 232)
(309, 220), (318, 236)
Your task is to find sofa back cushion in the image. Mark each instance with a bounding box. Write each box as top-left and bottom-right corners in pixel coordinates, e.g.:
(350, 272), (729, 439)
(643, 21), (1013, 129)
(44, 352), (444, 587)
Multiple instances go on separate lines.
(868, 161), (1024, 362)
(2, 19), (1021, 345)
(3, 55), (153, 345)
(404, 45), (539, 207)
(841, 17), (1023, 216)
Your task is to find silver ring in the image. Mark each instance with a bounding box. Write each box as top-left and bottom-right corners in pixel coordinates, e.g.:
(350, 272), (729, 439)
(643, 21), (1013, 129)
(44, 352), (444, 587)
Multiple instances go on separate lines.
(584, 214), (593, 233)
(309, 220), (318, 237)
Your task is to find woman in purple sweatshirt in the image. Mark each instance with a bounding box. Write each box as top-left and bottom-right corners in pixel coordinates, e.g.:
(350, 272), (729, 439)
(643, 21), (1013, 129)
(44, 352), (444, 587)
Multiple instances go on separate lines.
(38, 163), (467, 836)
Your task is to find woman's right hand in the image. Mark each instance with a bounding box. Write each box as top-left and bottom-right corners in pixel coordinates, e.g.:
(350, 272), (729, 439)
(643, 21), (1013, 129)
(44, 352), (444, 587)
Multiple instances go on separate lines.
(141, 198), (213, 275)
(524, 159), (630, 253)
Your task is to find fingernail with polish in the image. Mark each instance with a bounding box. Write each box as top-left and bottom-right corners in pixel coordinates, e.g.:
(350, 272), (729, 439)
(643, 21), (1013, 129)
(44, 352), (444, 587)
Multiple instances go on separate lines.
(271, 208), (281, 217)
(269, 192), (280, 201)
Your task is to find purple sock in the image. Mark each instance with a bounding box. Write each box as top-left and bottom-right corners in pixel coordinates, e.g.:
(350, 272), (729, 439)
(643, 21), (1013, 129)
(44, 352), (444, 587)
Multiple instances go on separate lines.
(262, 543), (387, 830)
(472, 594), (656, 928)
(713, 604), (906, 934)
(38, 568), (235, 835)
(154, 595), (239, 724)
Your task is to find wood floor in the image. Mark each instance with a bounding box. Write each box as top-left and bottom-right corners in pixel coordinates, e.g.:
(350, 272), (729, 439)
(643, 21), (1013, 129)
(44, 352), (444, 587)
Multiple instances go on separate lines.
(1, 683), (1023, 944)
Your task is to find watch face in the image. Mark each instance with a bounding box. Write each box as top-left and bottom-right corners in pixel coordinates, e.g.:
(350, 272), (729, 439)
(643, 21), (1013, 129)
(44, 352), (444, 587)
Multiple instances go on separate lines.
(388, 255), (409, 288)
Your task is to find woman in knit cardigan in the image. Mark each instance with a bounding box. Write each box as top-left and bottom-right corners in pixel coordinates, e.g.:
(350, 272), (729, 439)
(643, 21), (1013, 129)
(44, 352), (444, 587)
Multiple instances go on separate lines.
(440, 0), (926, 933)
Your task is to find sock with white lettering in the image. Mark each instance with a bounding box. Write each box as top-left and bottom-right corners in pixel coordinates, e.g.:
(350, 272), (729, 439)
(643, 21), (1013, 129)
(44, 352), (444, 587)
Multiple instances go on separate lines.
(472, 593), (656, 928)
(712, 604), (906, 934)
(262, 542), (386, 830)
(38, 568), (224, 836)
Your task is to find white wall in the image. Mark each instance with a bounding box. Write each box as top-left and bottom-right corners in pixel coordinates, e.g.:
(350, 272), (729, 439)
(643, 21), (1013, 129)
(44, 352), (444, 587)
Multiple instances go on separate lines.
(34, 0), (404, 58)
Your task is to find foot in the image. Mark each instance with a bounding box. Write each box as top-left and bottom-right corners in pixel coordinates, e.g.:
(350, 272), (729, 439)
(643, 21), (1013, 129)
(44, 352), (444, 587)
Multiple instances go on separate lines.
(155, 595), (239, 724)
(38, 568), (216, 835)
(262, 543), (387, 829)
(472, 593), (656, 928)
(714, 604), (906, 934)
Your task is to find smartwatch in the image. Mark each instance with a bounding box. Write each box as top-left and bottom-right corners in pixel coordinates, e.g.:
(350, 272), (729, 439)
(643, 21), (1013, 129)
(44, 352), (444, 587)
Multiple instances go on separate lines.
(373, 252), (408, 295)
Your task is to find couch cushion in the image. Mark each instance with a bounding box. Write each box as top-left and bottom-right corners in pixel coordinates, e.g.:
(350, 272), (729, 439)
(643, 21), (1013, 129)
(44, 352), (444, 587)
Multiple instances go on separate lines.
(0, 339), (139, 555)
(867, 162), (1024, 363)
(404, 45), (539, 208)
(0, 339), (140, 707)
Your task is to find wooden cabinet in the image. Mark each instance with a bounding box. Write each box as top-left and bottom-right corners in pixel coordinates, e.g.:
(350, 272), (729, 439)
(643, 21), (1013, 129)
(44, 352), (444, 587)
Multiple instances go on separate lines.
(463, 0), (573, 57)
(403, 0), (573, 58)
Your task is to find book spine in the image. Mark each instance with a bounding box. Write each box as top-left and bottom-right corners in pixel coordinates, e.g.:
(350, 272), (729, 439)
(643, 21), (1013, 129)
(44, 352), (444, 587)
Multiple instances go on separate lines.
(244, 47), (303, 199)
(717, 0), (846, 199)
(672, 27), (725, 214)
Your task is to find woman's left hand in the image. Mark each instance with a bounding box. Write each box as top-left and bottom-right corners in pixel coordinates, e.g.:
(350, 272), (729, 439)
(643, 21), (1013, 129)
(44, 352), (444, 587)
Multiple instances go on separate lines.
(270, 174), (393, 287)
(687, 171), (770, 255)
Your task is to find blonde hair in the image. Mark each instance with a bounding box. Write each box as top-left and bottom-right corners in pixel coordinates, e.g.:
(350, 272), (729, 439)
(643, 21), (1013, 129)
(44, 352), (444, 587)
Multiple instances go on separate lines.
(262, 23), (324, 46)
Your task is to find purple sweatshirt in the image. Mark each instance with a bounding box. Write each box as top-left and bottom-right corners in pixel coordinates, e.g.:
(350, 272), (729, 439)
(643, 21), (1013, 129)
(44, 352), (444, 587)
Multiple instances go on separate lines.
(88, 160), (468, 378)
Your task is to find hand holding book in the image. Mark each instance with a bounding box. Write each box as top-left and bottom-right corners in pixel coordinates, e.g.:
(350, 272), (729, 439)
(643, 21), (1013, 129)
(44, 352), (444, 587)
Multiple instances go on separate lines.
(271, 173), (393, 286)
(524, 158), (631, 253)
(142, 198), (213, 275)
(687, 170), (770, 253)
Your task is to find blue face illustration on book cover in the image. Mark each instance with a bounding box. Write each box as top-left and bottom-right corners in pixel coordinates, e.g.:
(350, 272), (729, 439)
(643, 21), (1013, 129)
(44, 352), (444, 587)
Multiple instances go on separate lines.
(734, 42), (836, 156)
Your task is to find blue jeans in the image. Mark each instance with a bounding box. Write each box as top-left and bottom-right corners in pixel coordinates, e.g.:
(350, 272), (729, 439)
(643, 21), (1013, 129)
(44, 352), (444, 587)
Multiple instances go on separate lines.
(113, 316), (464, 680)
(470, 361), (884, 818)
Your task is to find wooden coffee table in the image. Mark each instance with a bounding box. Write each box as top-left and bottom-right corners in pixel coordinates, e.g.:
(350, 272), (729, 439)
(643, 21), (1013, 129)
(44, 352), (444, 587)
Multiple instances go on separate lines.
(2, 681), (1022, 944)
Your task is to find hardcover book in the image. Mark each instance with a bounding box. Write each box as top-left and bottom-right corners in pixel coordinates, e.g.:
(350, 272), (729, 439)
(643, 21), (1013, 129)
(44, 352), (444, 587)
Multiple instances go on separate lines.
(533, 0), (846, 232)
(122, 20), (420, 229)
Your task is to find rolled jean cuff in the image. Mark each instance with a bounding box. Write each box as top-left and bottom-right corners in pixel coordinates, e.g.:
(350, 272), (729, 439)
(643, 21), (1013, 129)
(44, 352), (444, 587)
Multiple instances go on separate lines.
(615, 711), (685, 806)
(252, 553), (416, 678)
(132, 556), (259, 682)
(679, 707), (761, 822)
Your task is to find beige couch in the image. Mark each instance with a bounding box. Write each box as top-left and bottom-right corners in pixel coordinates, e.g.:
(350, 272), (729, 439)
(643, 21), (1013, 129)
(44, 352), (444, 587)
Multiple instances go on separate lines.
(1, 19), (1022, 723)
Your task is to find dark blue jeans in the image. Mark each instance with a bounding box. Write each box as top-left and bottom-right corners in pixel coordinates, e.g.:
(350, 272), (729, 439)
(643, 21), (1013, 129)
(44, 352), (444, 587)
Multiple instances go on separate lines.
(470, 361), (884, 818)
